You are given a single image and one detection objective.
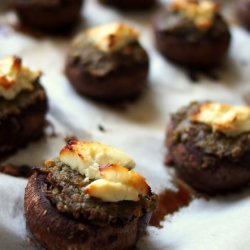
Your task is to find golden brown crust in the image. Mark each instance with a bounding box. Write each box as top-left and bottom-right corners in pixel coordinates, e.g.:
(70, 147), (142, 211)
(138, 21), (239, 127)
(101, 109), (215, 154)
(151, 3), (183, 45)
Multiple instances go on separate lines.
(25, 173), (152, 250)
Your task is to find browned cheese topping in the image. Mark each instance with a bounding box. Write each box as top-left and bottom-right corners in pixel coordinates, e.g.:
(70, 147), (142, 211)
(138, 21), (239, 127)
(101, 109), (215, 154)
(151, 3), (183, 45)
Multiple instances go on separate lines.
(0, 56), (41, 100)
(170, 102), (250, 160)
(169, 0), (219, 30)
(39, 141), (158, 225)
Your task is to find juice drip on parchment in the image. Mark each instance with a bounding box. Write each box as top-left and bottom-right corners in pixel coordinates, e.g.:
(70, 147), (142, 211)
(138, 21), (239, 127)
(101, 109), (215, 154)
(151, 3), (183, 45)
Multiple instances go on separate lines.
(150, 181), (193, 228)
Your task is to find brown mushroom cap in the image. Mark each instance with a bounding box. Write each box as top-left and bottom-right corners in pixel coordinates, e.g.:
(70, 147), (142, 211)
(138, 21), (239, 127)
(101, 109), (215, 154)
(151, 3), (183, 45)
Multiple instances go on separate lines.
(153, 10), (231, 69)
(236, 0), (250, 31)
(98, 0), (156, 10)
(65, 58), (149, 101)
(166, 120), (250, 193)
(10, 0), (84, 33)
(0, 83), (47, 153)
(25, 172), (152, 250)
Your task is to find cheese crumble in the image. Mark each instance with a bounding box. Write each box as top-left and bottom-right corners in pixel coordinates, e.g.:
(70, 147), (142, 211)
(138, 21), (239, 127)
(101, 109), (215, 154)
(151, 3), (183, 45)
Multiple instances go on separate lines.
(190, 102), (250, 137)
(84, 23), (139, 53)
(0, 56), (41, 100)
(59, 141), (150, 202)
(170, 0), (219, 30)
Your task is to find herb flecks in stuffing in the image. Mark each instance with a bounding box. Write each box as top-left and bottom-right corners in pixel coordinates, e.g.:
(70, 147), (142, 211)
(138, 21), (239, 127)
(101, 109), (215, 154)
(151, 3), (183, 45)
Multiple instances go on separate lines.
(170, 102), (250, 159)
(39, 160), (157, 226)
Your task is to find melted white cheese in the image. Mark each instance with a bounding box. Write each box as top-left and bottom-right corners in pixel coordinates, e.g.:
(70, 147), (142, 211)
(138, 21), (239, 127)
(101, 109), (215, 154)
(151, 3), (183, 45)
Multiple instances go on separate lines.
(190, 102), (250, 136)
(170, 0), (218, 29)
(59, 141), (150, 202)
(0, 56), (41, 100)
(85, 164), (150, 202)
(59, 141), (135, 180)
(84, 23), (139, 53)
(85, 179), (140, 202)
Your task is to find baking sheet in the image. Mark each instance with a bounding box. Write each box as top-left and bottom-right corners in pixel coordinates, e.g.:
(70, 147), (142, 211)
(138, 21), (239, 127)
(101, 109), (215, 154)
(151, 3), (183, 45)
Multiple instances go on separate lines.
(0, 0), (250, 249)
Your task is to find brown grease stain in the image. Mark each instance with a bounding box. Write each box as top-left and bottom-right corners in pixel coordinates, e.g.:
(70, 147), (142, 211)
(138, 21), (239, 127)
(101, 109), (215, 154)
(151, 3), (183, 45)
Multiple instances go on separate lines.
(150, 181), (193, 228)
(0, 164), (34, 178)
(187, 69), (219, 83)
(11, 23), (45, 39)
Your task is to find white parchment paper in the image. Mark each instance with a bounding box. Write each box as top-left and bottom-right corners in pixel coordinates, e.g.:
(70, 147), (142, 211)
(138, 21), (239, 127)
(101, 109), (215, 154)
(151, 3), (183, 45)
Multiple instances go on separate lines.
(0, 0), (250, 249)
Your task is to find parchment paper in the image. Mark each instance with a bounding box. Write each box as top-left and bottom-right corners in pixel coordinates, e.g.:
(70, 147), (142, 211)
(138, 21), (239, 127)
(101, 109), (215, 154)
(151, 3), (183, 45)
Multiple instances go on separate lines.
(0, 0), (250, 249)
